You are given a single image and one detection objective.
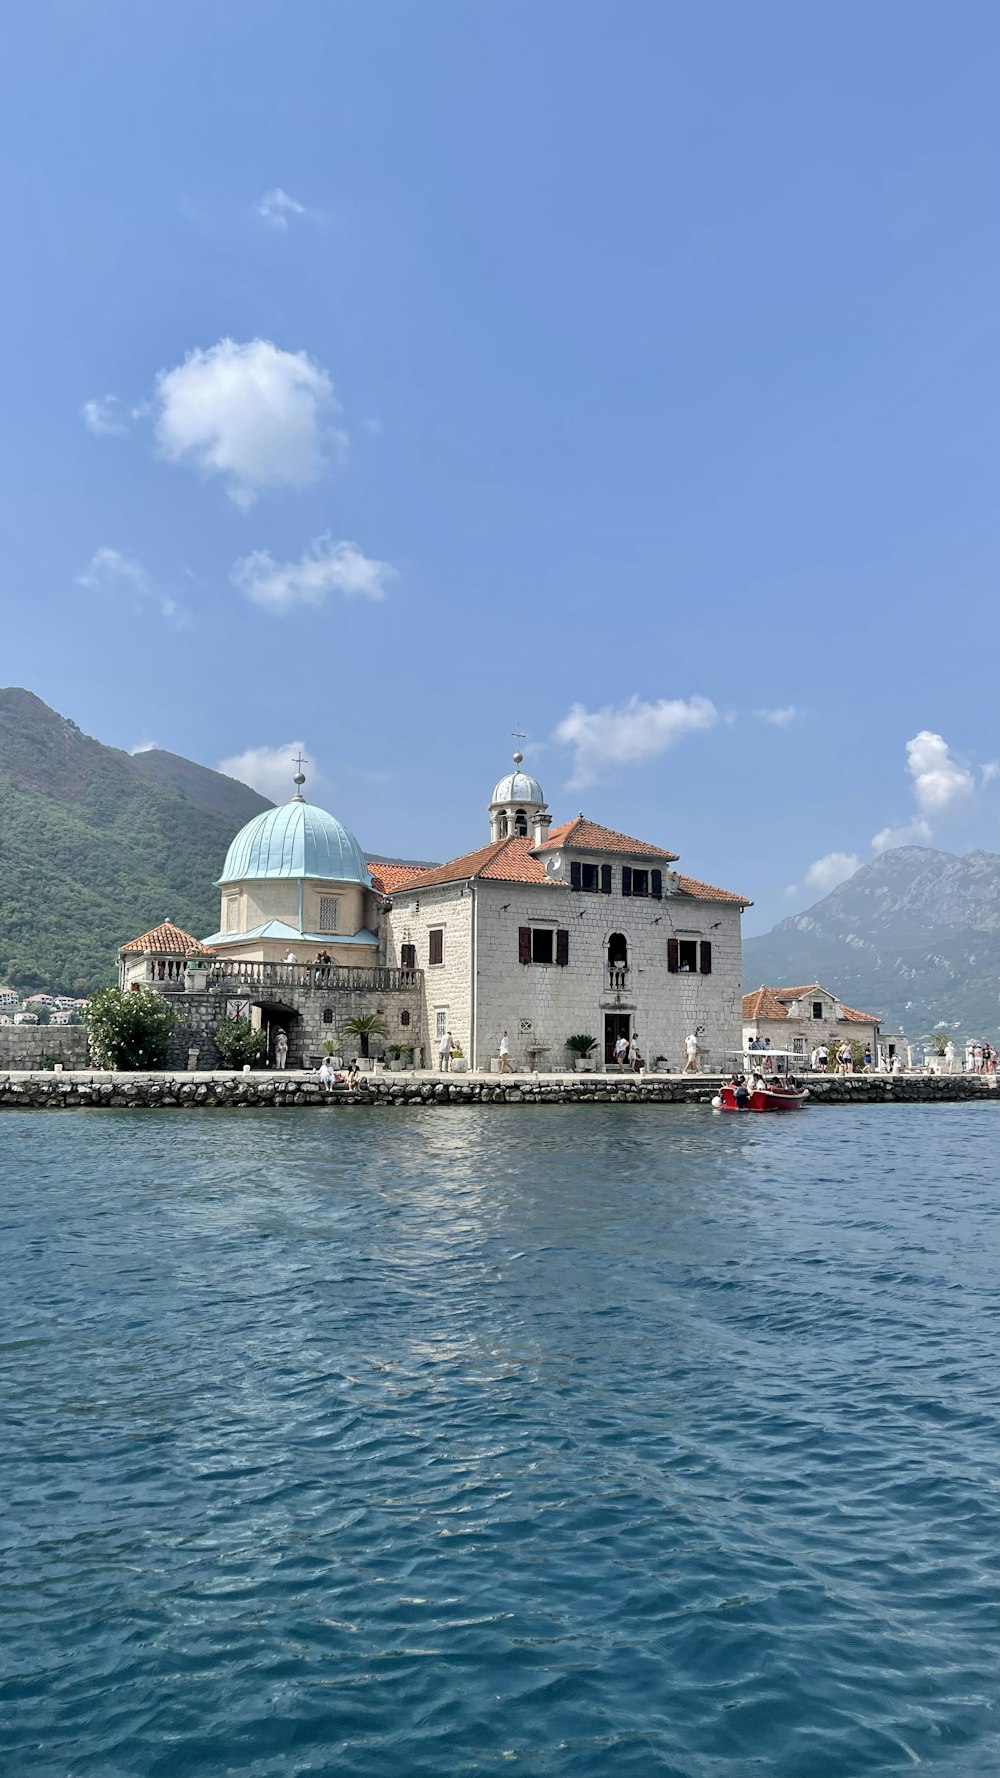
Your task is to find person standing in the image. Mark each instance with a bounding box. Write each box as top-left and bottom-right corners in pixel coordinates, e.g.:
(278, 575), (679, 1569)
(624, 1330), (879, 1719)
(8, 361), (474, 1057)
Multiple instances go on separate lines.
(628, 1032), (641, 1073)
(498, 1030), (511, 1074)
(863, 1044), (873, 1072)
(683, 1032), (699, 1074)
(614, 1032), (628, 1072)
(274, 1029), (288, 1070)
(439, 1027), (453, 1072)
(836, 1041), (853, 1074)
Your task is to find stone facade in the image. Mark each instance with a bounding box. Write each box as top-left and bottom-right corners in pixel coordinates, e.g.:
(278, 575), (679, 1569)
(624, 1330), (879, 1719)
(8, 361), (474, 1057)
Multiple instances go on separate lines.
(742, 983), (879, 1062)
(0, 1026), (90, 1071)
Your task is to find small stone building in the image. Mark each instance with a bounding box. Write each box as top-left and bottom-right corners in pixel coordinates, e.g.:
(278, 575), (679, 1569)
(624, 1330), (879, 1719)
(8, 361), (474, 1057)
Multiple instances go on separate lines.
(742, 983), (880, 1063)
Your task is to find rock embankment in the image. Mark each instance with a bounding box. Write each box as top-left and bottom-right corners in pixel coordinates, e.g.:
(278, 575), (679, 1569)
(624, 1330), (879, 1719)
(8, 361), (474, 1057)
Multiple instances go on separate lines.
(0, 1071), (995, 1109)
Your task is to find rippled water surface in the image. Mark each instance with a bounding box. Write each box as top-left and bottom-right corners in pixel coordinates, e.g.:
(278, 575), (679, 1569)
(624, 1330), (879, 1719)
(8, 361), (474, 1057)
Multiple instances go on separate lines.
(4, 1106), (1000, 1776)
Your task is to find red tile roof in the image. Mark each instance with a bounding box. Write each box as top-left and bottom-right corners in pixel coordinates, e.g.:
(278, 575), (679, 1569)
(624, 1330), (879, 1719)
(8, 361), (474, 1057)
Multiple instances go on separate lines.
(676, 874), (752, 906)
(367, 862), (433, 895)
(120, 922), (211, 956)
(742, 985), (880, 1023)
(398, 836), (557, 891)
(539, 816), (679, 860)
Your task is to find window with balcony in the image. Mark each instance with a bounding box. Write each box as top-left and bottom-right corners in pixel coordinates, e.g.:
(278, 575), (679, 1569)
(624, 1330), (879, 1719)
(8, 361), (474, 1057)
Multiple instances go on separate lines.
(400, 943), (416, 970)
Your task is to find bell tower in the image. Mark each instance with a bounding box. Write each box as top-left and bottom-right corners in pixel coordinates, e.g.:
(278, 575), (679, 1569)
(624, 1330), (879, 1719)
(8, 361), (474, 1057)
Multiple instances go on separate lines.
(488, 734), (549, 842)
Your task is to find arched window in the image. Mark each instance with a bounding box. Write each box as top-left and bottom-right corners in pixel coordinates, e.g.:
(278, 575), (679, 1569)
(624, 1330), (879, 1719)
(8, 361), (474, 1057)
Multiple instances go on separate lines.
(322, 1007), (334, 1024)
(608, 934), (628, 986)
(514, 809), (528, 837)
(401, 1009), (411, 1026)
(498, 813), (509, 837)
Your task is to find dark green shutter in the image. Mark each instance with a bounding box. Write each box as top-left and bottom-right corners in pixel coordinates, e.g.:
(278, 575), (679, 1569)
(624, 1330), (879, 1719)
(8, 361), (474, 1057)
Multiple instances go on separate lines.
(651, 869), (662, 899)
(570, 861), (581, 891)
(518, 927), (532, 965)
(667, 937), (679, 973)
(700, 940), (712, 976)
(622, 867), (632, 896)
(556, 929), (569, 966)
(601, 863), (612, 894)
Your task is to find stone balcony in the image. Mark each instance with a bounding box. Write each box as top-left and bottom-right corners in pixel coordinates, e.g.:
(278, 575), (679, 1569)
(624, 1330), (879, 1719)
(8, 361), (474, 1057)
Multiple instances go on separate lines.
(131, 958), (422, 996)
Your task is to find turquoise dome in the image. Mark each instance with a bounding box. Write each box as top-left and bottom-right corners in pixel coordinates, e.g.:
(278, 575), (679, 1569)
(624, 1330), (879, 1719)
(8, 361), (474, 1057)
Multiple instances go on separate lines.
(218, 799), (371, 887)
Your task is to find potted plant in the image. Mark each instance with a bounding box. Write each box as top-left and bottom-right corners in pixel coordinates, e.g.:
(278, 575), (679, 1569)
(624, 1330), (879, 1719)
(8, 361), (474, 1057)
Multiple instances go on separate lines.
(387, 1042), (409, 1072)
(342, 1013), (388, 1062)
(450, 1041), (467, 1073)
(321, 1037), (343, 1067)
(566, 1033), (598, 1072)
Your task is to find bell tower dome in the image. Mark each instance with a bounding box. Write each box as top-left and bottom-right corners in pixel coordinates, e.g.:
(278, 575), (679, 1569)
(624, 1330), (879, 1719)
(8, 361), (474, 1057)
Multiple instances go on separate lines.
(488, 742), (550, 844)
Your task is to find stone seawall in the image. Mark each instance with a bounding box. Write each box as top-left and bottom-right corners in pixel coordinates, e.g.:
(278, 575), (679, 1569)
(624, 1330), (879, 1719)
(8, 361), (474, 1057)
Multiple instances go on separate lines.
(0, 1071), (996, 1109)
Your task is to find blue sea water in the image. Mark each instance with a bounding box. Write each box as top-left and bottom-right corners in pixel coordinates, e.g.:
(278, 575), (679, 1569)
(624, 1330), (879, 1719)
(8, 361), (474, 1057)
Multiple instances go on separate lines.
(3, 1105), (1000, 1777)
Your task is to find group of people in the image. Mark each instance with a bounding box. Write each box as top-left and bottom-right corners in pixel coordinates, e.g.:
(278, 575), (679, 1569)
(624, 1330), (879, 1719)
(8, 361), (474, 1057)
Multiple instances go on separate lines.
(613, 1032), (644, 1073)
(317, 1057), (363, 1092)
(965, 1042), (997, 1074)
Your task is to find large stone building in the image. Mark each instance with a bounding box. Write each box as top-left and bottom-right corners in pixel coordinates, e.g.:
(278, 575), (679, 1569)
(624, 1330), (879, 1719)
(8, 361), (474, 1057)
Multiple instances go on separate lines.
(381, 754), (750, 1072)
(118, 751), (749, 1072)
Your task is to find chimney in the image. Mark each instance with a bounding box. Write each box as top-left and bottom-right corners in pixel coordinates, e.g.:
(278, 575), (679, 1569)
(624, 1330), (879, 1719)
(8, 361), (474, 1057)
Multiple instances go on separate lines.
(533, 810), (552, 848)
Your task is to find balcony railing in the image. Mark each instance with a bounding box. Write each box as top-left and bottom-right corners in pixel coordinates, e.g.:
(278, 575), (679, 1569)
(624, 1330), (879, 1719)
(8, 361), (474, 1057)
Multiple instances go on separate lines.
(133, 959), (421, 995)
(606, 964), (630, 990)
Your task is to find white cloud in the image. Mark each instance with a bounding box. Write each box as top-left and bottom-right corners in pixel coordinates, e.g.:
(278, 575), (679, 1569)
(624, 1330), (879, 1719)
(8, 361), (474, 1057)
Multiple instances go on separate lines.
(981, 761), (1000, 787)
(131, 739), (159, 754)
(906, 730), (973, 816)
(255, 187), (307, 228)
(231, 534), (393, 613)
(803, 851), (861, 894)
(553, 694), (718, 788)
(76, 547), (182, 624)
(154, 337), (343, 507)
(756, 705), (798, 727)
(217, 740), (318, 804)
(82, 394), (129, 437)
(871, 817), (933, 853)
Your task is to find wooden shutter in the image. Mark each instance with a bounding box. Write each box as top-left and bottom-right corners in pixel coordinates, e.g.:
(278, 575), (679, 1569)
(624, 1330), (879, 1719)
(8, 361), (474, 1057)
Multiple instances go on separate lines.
(556, 928), (569, 966)
(651, 869), (662, 899)
(667, 936), (679, 973)
(429, 929), (443, 965)
(601, 863), (612, 894)
(518, 926), (532, 965)
(570, 861), (581, 891)
(622, 866), (632, 897)
(700, 940), (712, 975)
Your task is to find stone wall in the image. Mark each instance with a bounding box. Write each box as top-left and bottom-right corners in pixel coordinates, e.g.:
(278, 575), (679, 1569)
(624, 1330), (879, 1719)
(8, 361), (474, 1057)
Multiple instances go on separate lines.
(0, 1027), (90, 1071)
(385, 882), (472, 1065)
(2, 1071), (993, 1110)
(160, 983), (424, 1070)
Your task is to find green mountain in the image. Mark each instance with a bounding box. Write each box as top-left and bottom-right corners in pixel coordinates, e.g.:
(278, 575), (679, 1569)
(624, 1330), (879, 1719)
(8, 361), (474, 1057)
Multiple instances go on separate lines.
(0, 689), (273, 995)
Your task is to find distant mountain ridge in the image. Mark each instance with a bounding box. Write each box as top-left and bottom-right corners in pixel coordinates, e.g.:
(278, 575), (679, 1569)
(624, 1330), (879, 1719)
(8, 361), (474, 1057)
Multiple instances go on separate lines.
(744, 847), (1000, 1039)
(130, 748), (272, 826)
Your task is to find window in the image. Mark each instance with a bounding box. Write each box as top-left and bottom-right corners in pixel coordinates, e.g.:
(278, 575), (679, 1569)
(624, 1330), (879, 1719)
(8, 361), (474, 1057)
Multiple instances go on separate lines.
(622, 868), (662, 898)
(401, 1010), (411, 1027)
(519, 926), (569, 965)
(812, 1002), (823, 1020)
(498, 813), (509, 837)
(571, 861), (609, 893)
(223, 894), (239, 934)
(435, 1010), (447, 1040)
(667, 937), (712, 974)
(429, 928), (444, 965)
(514, 810), (528, 836)
(318, 895), (339, 933)
(608, 935), (628, 987)
(793, 1037), (805, 1053)
(400, 943), (416, 970)
(532, 929), (553, 965)
(322, 1008), (334, 1024)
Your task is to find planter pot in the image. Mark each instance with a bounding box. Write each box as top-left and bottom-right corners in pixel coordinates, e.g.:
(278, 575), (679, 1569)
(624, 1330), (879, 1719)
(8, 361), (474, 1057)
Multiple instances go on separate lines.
(450, 1059), (468, 1073)
(573, 1056), (596, 1071)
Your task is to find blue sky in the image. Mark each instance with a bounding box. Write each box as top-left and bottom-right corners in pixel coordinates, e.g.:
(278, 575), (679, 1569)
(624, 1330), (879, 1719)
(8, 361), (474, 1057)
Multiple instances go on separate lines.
(2, 1), (998, 930)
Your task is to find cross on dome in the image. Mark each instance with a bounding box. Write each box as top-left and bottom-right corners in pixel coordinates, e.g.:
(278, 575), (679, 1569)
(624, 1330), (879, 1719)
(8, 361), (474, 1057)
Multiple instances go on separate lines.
(292, 750), (308, 802)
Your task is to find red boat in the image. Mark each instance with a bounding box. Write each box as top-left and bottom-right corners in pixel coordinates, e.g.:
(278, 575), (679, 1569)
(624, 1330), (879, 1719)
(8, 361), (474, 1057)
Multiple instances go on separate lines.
(713, 1052), (809, 1112)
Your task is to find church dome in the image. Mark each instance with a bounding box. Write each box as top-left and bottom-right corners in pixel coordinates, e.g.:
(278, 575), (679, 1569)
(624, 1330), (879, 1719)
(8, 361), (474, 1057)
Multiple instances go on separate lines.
(218, 799), (371, 887)
(492, 770), (545, 806)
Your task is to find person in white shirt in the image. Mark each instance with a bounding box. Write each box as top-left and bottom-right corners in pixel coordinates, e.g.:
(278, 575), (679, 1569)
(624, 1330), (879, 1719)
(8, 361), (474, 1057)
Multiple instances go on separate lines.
(283, 950), (297, 964)
(274, 1030), (288, 1070)
(614, 1033), (628, 1072)
(683, 1032), (699, 1074)
(318, 1059), (336, 1093)
(438, 1028), (453, 1072)
(498, 1030), (511, 1074)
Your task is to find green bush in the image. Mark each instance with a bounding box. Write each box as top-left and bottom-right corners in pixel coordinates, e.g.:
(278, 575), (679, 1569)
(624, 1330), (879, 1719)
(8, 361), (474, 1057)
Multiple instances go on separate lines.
(566, 1033), (597, 1057)
(86, 987), (179, 1070)
(214, 1018), (268, 1069)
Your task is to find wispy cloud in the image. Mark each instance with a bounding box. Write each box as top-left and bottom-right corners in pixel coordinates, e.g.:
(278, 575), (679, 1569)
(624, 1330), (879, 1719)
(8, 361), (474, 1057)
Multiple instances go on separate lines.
(786, 850), (862, 900)
(76, 547), (183, 624)
(756, 705), (799, 728)
(255, 187), (308, 229)
(154, 337), (344, 508)
(231, 534), (393, 613)
(131, 739), (160, 754)
(981, 761), (1000, 787)
(217, 740), (324, 804)
(871, 817), (933, 853)
(81, 395), (129, 437)
(553, 694), (718, 788)
(907, 730), (974, 816)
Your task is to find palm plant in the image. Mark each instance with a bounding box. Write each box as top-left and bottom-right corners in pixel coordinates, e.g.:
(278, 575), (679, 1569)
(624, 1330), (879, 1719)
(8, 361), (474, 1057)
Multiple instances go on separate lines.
(341, 1013), (388, 1058)
(566, 1033), (597, 1059)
